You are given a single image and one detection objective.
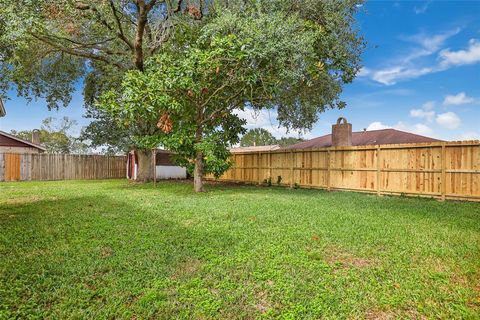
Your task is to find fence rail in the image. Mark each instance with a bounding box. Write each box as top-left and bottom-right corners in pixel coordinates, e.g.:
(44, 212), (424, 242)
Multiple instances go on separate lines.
(208, 141), (480, 202)
(0, 153), (126, 181)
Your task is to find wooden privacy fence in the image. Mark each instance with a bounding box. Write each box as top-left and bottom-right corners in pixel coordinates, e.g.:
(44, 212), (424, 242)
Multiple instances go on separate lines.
(0, 153), (126, 181)
(208, 141), (480, 202)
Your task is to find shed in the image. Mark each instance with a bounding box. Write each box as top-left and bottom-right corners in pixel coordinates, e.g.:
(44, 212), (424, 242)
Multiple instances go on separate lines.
(127, 149), (187, 180)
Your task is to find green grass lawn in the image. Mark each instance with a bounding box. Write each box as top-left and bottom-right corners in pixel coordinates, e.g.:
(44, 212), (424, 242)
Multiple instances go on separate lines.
(1, 180), (479, 319)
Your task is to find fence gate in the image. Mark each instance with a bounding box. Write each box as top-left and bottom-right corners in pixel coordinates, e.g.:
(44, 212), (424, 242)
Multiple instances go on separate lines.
(4, 153), (21, 181)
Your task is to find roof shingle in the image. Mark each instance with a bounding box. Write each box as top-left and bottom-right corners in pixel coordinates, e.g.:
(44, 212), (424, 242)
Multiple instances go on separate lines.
(285, 129), (442, 150)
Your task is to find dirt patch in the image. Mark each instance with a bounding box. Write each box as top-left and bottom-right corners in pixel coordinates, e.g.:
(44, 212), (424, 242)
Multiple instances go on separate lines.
(365, 310), (395, 320)
(365, 308), (426, 320)
(324, 245), (375, 269)
(172, 258), (202, 279)
(254, 290), (271, 314)
(100, 247), (113, 258)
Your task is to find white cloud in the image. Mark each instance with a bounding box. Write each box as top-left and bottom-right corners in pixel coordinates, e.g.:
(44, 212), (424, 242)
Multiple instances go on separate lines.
(443, 92), (475, 106)
(371, 66), (434, 85)
(234, 108), (312, 139)
(409, 101), (436, 122)
(422, 101), (436, 110)
(358, 30), (480, 86)
(439, 39), (480, 67)
(366, 122), (392, 131)
(364, 29), (460, 85)
(366, 121), (433, 136)
(414, 1), (432, 14)
(410, 109), (435, 122)
(412, 123), (434, 136)
(436, 112), (461, 129)
(460, 131), (480, 140)
(404, 28), (460, 56)
(357, 67), (371, 77)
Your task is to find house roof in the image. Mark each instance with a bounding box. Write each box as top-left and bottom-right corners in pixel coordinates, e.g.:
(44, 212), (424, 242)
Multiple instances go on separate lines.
(230, 145), (281, 153)
(0, 130), (47, 151)
(284, 129), (442, 150)
(0, 99), (5, 117)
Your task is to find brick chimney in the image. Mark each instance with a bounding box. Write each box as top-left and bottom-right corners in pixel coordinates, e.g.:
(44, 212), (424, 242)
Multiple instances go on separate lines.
(32, 129), (41, 145)
(332, 117), (352, 147)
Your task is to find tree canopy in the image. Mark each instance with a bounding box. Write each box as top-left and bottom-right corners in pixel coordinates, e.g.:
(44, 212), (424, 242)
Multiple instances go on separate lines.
(99, 0), (365, 191)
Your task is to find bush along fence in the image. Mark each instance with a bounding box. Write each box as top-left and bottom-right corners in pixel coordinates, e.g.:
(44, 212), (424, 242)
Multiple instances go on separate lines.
(0, 153), (126, 181)
(207, 141), (480, 202)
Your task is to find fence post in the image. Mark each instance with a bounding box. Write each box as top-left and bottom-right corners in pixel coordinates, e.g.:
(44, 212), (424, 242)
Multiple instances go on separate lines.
(376, 146), (381, 195)
(269, 151), (272, 180)
(152, 149), (157, 187)
(441, 143), (446, 201)
(257, 151), (261, 184)
(290, 150), (294, 187)
(327, 149), (331, 191)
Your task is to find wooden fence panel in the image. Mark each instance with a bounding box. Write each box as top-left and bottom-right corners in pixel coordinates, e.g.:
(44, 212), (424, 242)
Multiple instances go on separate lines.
(0, 153), (126, 181)
(5, 154), (21, 181)
(209, 141), (480, 201)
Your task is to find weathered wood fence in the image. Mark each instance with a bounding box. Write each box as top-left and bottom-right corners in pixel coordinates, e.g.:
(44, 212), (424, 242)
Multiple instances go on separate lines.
(209, 141), (480, 201)
(0, 153), (126, 181)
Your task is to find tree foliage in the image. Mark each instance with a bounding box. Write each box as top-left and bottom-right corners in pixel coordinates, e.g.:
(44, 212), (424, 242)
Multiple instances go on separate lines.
(99, 0), (365, 191)
(239, 129), (305, 147)
(0, 0), (208, 155)
(240, 129), (277, 147)
(11, 117), (89, 154)
(1, 0), (364, 190)
(277, 137), (305, 147)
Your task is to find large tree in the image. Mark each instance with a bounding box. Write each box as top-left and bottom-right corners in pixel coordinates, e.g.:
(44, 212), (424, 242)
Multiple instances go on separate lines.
(1, 0), (364, 188)
(0, 0), (207, 180)
(100, 1), (365, 192)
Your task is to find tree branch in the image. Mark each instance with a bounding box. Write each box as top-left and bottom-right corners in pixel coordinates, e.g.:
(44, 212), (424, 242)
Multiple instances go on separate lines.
(109, 0), (135, 51)
(30, 33), (123, 68)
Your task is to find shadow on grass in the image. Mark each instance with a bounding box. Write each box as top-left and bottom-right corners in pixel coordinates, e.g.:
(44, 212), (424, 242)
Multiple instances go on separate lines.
(0, 194), (238, 318)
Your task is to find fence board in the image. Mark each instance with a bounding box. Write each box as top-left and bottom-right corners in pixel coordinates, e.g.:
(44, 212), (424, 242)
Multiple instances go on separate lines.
(0, 153), (126, 181)
(209, 141), (480, 202)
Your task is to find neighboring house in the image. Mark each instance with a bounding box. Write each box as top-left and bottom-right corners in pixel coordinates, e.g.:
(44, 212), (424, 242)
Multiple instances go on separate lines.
(284, 117), (442, 150)
(0, 130), (46, 154)
(127, 149), (187, 180)
(230, 145), (281, 153)
(0, 99), (5, 117)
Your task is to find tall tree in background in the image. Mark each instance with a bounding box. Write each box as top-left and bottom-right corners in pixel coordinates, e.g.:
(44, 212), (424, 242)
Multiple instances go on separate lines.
(11, 117), (89, 154)
(240, 129), (277, 147)
(0, 0), (208, 180)
(100, 0), (365, 192)
(277, 137), (305, 147)
(239, 129), (305, 147)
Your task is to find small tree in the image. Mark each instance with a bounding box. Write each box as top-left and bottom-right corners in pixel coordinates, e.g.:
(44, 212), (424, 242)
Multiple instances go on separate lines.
(240, 129), (277, 147)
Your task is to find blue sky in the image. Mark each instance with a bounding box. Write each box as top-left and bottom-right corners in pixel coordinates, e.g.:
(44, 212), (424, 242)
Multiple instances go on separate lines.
(1, 0), (479, 141)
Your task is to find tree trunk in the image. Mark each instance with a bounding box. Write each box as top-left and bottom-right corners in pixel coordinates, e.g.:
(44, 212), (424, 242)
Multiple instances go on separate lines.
(194, 150), (205, 192)
(136, 149), (153, 182)
(194, 105), (205, 192)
